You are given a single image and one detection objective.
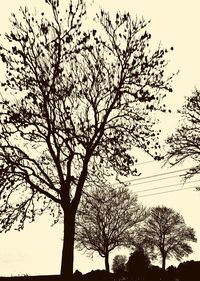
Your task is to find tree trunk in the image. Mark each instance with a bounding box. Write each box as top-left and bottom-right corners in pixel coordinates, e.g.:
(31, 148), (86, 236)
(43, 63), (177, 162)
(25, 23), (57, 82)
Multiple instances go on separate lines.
(162, 254), (166, 271)
(60, 156), (90, 280)
(60, 208), (76, 280)
(105, 250), (110, 272)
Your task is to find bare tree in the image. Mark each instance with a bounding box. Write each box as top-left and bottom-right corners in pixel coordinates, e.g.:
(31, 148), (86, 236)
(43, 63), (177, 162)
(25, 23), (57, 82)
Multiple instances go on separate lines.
(76, 186), (147, 272)
(166, 89), (200, 183)
(0, 0), (173, 278)
(138, 206), (197, 271)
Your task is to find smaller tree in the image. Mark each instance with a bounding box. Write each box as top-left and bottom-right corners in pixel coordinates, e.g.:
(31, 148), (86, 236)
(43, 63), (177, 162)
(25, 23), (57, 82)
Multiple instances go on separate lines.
(75, 186), (147, 272)
(127, 247), (150, 281)
(139, 206), (197, 271)
(112, 254), (127, 275)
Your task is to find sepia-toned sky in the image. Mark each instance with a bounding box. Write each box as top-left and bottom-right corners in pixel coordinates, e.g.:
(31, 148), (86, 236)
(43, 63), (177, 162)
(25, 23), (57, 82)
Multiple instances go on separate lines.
(0, 0), (200, 276)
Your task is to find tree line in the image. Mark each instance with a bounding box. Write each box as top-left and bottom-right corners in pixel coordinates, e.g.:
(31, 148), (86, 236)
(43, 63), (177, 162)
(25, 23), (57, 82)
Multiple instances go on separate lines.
(76, 185), (196, 272)
(72, 259), (200, 281)
(111, 254), (200, 281)
(0, 0), (199, 280)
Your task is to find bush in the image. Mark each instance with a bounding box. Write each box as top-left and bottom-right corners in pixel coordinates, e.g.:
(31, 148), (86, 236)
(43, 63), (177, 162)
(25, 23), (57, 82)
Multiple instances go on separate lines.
(127, 248), (150, 281)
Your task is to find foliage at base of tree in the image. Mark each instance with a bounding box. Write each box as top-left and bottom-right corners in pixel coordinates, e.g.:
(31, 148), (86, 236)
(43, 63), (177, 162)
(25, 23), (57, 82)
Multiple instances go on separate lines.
(127, 247), (150, 281)
(112, 254), (127, 275)
(74, 260), (200, 281)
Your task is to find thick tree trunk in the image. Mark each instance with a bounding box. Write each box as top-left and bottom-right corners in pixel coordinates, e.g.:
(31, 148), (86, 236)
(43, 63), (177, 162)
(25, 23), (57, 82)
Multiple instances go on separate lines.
(60, 208), (76, 280)
(60, 156), (90, 280)
(105, 251), (110, 272)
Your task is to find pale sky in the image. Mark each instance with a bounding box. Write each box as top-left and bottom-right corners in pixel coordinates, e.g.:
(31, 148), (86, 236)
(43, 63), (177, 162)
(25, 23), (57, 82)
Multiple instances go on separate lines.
(0, 0), (200, 276)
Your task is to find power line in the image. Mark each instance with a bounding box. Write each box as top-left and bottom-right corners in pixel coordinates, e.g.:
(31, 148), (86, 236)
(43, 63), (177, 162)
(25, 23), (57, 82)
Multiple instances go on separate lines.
(135, 160), (156, 166)
(128, 174), (184, 187)
(138, 186), (197, 198)
(111, 167), (190, 186)
(82, 178), (199, 201)
(128, 168), (190, 182)
(132, 179), (200, 194)
(83, 164), (197, 199)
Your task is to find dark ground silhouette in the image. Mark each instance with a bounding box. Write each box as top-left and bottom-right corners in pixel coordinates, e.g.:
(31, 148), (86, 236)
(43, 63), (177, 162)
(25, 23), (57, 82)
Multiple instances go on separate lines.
(0, 262), (200, 281)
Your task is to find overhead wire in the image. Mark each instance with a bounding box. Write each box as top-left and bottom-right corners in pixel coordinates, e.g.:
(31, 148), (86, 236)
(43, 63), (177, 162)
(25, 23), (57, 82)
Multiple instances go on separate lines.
(111, 167), (190, 186)
(82, 159), (197, 198)
(132, 179), (200, 194)
(128, 174), (184, 187)
(138, 186), (198, 198)
(135, 160), (156, 166)
(109, 163), (199, 198)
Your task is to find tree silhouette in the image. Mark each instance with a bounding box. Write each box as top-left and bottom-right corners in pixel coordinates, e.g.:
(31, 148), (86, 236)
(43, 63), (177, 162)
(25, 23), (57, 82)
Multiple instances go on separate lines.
(112, 254), (127, 274)
(127, 247), (150, 281)
(76, 186), (147, 272)
(0, 0), (173, 278)
(138, 206), (197, 271)
(166, 89), (200, 184)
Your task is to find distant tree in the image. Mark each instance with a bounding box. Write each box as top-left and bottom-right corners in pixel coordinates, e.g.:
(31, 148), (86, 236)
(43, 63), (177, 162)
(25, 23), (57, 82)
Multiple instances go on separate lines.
(76, 186), (147, 272)
(127, 247), (150, 281)
(166, 89), (200, 183)
(112, 254), (127, 274)
(139, 206), (197, 271)
(0, 0), (173, 279)
(127, 224), (157, 261)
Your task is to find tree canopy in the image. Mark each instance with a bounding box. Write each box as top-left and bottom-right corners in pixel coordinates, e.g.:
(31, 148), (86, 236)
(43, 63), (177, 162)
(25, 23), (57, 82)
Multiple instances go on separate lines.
(166, 88), (200, 183)
(138, 206), (197, 270)
(112, 254), (127, 275)
(0, 0), (173, 278)
(76, 186), (146, 272)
